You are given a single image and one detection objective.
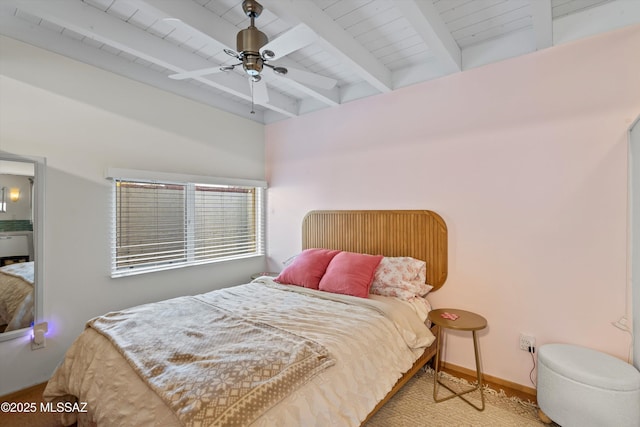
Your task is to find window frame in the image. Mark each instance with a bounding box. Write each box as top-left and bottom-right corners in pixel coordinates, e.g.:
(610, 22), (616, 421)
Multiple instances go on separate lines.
(107, 168), (266, 278)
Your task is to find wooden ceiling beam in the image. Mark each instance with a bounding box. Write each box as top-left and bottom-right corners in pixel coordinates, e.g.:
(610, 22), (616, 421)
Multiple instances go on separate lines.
(265, 0), (393, 94)
(531, 0), (553, 50)
(395, 0), (461, 74)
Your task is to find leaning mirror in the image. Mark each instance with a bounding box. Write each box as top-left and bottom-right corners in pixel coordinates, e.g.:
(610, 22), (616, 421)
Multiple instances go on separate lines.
(0, 154), (45, 342)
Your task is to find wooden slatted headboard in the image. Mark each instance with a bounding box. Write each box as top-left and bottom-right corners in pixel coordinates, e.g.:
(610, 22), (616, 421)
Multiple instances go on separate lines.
(302, 210), (448, 290)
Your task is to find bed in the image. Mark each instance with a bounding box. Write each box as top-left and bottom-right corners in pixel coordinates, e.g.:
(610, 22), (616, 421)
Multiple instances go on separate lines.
(44, 210), (448, 426)
(0, 261), (34, 332)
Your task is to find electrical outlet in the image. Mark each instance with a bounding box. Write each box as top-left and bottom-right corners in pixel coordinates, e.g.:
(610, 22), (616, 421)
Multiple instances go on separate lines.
(31, 322), (48, 350)
(519, 333), (535, 352)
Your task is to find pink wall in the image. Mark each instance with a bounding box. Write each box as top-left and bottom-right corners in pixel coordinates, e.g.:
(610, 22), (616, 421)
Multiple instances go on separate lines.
(265, 25), (640, 388)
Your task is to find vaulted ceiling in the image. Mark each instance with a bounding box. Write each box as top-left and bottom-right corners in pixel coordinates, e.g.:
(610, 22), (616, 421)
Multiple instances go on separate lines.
(1, 0), (638, 124)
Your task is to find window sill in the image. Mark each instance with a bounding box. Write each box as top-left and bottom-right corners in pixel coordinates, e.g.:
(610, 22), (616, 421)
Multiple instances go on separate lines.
(110, 253), (264, 279)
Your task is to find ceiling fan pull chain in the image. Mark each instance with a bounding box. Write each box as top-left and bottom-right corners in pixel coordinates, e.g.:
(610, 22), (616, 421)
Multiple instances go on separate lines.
(250, 79), (255, 115)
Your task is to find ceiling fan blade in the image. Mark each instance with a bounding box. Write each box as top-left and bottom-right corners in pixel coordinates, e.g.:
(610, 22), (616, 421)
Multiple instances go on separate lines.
(168, 67), (226, 80)
(281, 67), (338, 90)
(250, 78), (269, 105)
(260, 24), (317, 61)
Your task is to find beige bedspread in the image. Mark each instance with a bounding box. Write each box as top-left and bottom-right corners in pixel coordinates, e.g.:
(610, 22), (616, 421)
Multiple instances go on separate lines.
(87, 295), (334, 427)
(0, 261), (34, 331)
(45, 279), (434, 426)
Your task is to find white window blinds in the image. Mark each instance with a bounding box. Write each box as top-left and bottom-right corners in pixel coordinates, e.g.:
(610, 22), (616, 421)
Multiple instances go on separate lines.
(192, 184), (262, 261)
(110, 172), (265, 277)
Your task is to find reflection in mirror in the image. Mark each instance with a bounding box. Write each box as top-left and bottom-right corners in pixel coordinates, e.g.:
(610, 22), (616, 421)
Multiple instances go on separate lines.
(0, 187), (6, 212)
(0, 155), (44, 341)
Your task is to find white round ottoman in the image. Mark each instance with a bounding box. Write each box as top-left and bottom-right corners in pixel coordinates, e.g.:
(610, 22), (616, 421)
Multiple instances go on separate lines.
(537, 344), (640, 427)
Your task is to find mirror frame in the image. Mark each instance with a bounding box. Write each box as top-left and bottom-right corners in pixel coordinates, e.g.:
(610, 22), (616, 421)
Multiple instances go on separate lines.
(0, 152), (45, 342)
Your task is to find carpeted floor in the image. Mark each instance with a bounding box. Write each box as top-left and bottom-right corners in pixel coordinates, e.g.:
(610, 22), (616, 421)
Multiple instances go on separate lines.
(366, 367), (557, 426)
(1, 369), (556, 427)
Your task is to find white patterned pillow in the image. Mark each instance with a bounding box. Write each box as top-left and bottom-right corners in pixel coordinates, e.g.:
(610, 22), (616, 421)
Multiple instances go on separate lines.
(371, 285), (419, 300)
(370, 257), (431, 299)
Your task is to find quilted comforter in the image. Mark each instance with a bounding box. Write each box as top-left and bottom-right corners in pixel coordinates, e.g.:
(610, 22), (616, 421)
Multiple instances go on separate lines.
(44, 278), (434, 426)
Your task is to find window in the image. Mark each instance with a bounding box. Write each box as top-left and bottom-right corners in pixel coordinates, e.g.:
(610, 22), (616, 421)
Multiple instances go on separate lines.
(109, 169), (265, 277)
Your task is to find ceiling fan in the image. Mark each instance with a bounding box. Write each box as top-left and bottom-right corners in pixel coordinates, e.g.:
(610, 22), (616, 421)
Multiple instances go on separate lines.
(168, 0), (337, 110)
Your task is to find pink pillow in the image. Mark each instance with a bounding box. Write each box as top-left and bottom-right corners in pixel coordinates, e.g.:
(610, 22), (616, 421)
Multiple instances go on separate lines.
(275, 248), (340, 289)
(319, 252), (383, 298)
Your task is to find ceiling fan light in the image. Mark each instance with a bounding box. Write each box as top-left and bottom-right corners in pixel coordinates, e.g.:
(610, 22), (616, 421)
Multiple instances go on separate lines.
(224, 48), (238, 58)
(242, 54), (263, 76)
(273, 66), (288, 76)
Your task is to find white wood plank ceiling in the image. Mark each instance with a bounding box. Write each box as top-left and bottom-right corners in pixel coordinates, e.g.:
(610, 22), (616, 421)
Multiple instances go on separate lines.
(1, 0), (638, 124)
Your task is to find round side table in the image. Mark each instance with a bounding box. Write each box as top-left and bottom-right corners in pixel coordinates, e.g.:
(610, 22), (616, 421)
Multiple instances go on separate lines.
(428, 308), (487, 411)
